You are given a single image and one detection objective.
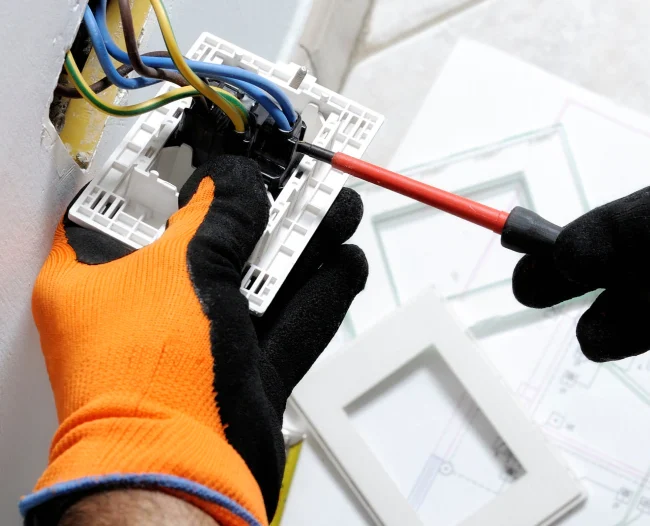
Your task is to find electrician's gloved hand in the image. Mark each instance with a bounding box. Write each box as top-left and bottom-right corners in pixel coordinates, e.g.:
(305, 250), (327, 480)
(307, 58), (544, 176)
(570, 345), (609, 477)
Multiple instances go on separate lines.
(512, 186), (650, 363)
(25, 155), (368, 526)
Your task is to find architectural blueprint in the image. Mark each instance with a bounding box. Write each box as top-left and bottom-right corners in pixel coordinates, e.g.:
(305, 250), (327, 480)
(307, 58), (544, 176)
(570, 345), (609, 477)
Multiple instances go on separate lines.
(282, 41), (650, 526)
(479, 302), (650, 526)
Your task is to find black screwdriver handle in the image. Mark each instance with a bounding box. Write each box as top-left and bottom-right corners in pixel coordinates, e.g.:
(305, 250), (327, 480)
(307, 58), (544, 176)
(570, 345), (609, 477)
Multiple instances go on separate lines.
(500, 206), (562, 256)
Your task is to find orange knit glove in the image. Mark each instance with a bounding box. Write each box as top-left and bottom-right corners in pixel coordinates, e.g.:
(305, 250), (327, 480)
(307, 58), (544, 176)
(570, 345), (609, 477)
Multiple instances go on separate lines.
(23, 156), (368, 526)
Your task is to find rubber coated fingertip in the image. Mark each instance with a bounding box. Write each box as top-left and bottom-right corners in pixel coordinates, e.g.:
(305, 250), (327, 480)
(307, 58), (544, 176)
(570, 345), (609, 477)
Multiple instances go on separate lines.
(577, 290), (650, 362)
(333, 244), (369, 294)
(259, 243), (369, 392)
(321, 188), (364, 245)
(270, 189), (365, 302)
(512, 255), (593, 308)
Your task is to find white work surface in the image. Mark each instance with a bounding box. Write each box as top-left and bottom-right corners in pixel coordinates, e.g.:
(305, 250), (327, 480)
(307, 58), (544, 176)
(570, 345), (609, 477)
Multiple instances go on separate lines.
(283, 40), (650, 526)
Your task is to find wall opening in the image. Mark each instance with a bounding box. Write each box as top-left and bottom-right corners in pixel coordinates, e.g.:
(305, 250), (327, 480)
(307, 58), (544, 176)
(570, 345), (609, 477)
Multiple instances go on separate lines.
(49, 0), (107, 134)
(48, 0), (151, 169)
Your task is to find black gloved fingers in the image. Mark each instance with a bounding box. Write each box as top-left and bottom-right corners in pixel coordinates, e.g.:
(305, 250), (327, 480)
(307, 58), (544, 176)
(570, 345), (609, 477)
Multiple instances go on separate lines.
(577, 288), (650, 362)
(258, 244), (369, 394)
(512, 255), (595, 308)
(63, 183), (136, 265)
(303, 187), (364, 248)
(553, 186), (650, 289)
(254, 187), (363, 331)
(180, 156), (284, 518)
(513, 186), (650, 309)
(282, 187), (364, 282)
(179, 155), (270, 277)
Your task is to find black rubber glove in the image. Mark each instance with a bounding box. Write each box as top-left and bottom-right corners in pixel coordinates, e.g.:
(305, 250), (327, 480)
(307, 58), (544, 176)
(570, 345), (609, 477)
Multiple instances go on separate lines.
(513, 186), (650, 362)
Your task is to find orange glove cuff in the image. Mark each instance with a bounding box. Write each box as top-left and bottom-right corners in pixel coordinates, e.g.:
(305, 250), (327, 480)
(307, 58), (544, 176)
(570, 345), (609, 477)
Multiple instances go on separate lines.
(21, 394), (266, 526)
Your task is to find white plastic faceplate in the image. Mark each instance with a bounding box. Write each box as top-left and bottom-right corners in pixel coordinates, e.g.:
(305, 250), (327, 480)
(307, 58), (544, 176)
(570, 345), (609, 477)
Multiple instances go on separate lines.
(69, 32), (384, 315)
(292, 289), (584, 526)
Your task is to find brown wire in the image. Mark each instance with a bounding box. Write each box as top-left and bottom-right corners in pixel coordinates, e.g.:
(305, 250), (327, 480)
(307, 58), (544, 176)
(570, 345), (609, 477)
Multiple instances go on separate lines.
(55, 6), (210, 111)
(117, 0), (187, 87)
(54, 51), (183, 99)
(55, 62), (130, 98)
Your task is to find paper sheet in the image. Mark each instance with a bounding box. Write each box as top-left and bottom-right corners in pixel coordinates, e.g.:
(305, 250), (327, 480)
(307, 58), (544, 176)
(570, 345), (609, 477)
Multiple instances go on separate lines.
(286, 40), (650, 525)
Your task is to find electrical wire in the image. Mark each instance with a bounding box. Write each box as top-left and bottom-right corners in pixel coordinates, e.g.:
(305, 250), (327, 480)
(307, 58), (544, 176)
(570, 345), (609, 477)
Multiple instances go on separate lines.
(55, 51), (183, 98)
(64, 51), (248, 119)
(80, 3), (245, 129)
(147, 0), (245, 132)
(83, 6), (158, 90)
(95, 0), (294, 129)
(117, 0), (186, 88)
(56, 63), (133, 98)
(86, 2), (243, 128)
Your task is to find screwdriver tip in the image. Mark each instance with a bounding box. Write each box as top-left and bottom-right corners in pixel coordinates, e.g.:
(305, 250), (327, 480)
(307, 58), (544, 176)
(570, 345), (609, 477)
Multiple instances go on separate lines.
(296, 142), (335, 164)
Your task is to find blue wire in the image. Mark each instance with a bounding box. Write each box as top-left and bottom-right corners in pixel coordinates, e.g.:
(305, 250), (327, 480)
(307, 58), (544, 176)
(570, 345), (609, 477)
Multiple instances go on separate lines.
(173, 61), (296, 129)
(84, 7), (160, 90)
(95, 0), (295, 129)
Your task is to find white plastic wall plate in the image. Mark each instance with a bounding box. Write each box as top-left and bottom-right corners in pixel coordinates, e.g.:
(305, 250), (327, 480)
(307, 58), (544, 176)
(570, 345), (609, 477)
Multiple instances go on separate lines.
(291, 288), (584, 526)
(68, 32), (384, 315)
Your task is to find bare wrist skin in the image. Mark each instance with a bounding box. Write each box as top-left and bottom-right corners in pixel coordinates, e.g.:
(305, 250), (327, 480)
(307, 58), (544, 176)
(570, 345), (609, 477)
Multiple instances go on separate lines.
(59, 490), (219, 526)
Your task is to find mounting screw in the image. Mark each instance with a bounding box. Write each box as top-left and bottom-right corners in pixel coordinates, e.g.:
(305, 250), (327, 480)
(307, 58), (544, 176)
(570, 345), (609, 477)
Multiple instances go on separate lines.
(289, 66), (308, 89)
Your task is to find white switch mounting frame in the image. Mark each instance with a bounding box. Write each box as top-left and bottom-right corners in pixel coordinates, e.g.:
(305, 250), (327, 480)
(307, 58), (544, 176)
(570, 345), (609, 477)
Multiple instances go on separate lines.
(292, 289), (584, 525)
(68, 32), (383, 316)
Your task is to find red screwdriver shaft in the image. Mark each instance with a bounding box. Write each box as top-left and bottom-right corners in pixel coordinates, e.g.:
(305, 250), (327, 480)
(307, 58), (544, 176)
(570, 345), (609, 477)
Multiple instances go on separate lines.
(332, 152), (510, 234)
(296, 142), (562, 256)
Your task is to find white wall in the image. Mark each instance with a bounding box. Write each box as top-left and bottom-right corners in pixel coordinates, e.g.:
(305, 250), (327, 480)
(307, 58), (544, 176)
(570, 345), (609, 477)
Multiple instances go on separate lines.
(0, 2), (86, 524)
(0, 1), (309, 524)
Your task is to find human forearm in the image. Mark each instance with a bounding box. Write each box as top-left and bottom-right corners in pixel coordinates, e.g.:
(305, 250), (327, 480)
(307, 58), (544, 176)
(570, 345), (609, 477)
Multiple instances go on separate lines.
(59, 490), (219, 526)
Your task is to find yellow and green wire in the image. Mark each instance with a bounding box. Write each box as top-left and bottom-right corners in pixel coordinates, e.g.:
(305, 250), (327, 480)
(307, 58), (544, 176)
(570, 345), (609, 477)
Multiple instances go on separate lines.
(66, 0), (248, 130)
(148, 0), (246, 131)
(65, 53), (247, 124)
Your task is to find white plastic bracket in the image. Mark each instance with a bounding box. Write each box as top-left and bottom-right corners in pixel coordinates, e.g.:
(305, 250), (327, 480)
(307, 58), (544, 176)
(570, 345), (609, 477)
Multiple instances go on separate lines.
(68, 32), (384, 315)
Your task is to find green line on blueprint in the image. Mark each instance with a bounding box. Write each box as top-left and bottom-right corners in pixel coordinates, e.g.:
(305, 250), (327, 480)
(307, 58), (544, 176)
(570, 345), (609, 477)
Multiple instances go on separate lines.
(605, 364), (650, 406)
(616, 464), (650, 526)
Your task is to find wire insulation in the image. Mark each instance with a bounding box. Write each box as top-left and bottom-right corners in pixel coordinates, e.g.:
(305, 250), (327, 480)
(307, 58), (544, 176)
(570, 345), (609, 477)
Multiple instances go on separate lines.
(64, 52), (248, 119)
(56, 51), (184, 98)
(148, 0), (245, 132)
(56, 63), (133, 98)
(95, 0), (293, 129)
(117, 0), (187, 88)
(83, 6), (158, 90)
(75, 2), (246, 129)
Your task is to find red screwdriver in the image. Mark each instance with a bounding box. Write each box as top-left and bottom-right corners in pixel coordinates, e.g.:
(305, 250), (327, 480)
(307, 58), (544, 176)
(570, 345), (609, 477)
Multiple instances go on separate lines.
(297, 142), (562, 256)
